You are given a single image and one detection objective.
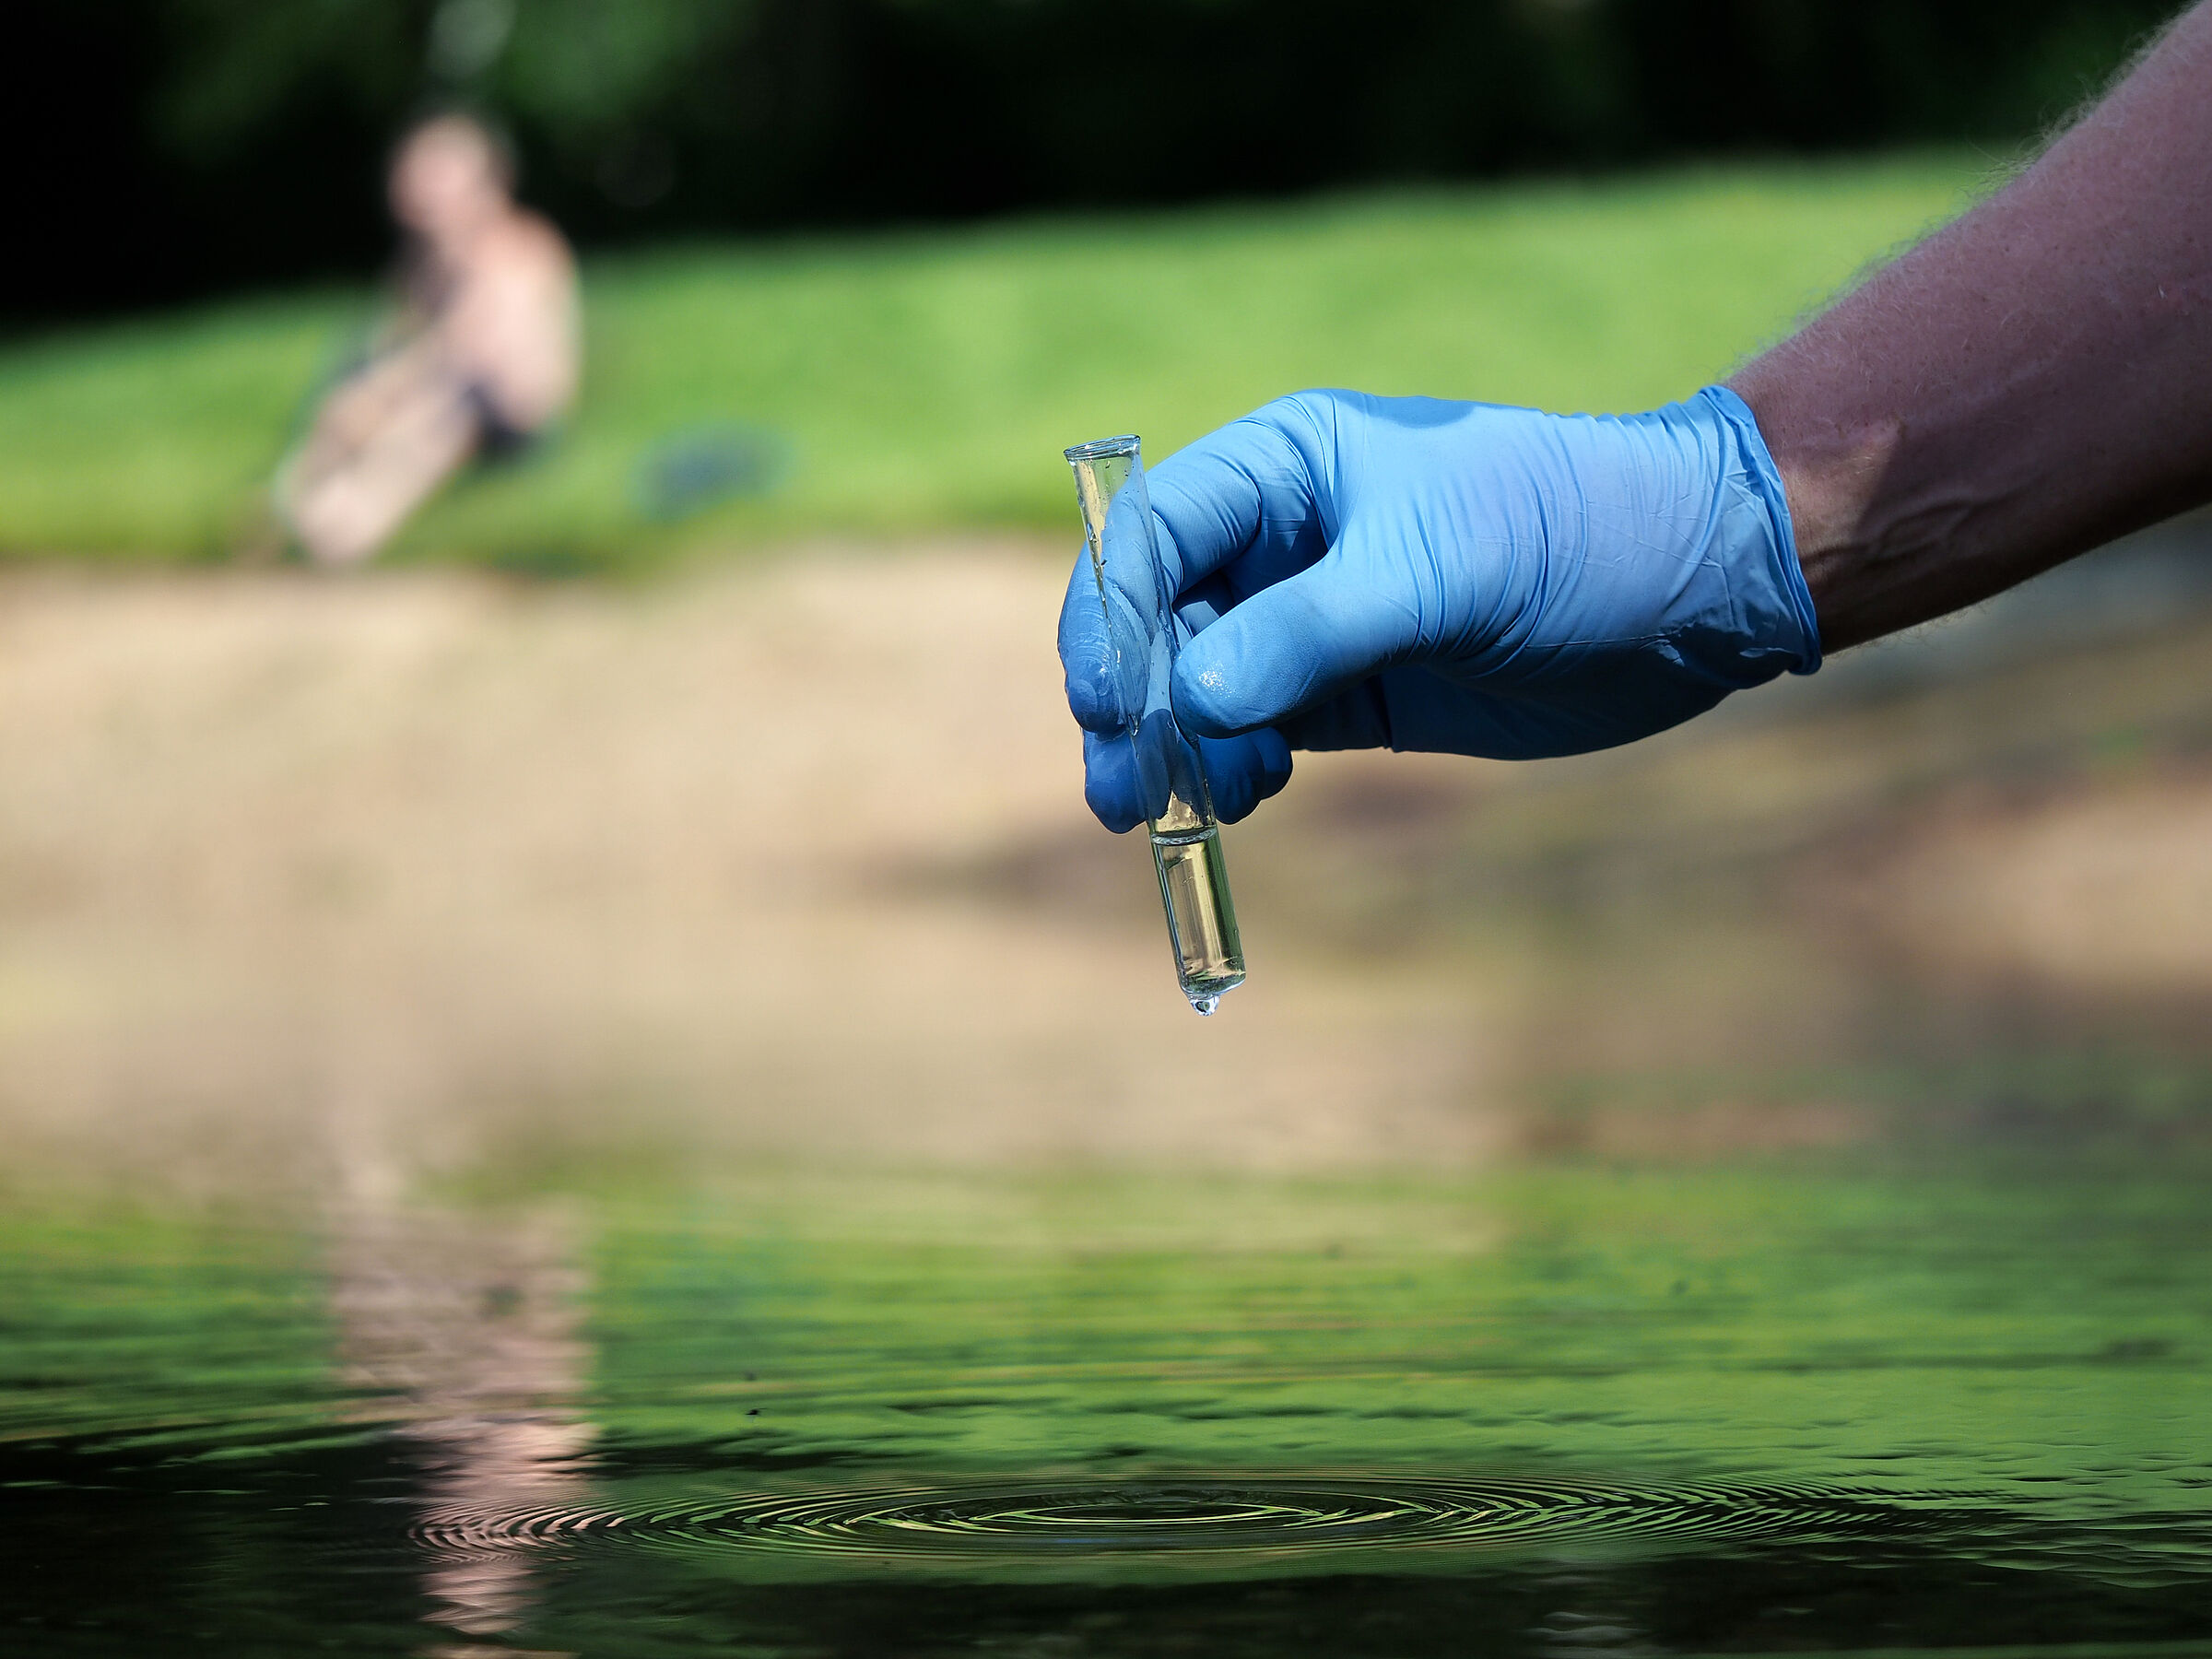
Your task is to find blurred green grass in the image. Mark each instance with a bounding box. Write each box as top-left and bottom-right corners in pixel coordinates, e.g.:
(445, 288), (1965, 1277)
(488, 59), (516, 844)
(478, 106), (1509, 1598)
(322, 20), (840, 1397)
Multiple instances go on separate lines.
(0, 155), (1991, 572)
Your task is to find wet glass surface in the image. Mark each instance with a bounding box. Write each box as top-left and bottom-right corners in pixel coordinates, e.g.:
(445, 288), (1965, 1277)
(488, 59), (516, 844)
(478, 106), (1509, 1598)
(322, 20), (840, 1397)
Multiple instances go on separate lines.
(6, 1159), (2210, 1656)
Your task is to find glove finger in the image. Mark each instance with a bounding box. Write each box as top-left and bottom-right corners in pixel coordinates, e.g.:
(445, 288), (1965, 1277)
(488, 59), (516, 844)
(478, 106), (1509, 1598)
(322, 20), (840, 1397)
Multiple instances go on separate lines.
(1171, 535), (1422, 739)
(1197, 728), (1292, 824)
(1085, 726), (1290, 831)
(1147, 398), (1333, 600)
(1058, 545), (1126, 736)
(1081, 728), (1147, 834)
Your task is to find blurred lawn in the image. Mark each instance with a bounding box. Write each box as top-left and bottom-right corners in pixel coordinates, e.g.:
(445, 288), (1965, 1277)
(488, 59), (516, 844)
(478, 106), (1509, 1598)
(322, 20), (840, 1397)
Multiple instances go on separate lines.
(0, 155), (1990, 572)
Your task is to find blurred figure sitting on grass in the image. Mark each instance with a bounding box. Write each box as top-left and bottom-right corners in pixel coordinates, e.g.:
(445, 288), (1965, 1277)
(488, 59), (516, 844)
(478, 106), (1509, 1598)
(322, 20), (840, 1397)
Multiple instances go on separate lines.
(276, 113), (578, 567)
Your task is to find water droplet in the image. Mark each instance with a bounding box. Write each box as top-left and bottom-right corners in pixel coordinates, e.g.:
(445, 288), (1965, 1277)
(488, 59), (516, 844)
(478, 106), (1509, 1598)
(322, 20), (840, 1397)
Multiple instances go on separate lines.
(1191, 995), (1219, 1017)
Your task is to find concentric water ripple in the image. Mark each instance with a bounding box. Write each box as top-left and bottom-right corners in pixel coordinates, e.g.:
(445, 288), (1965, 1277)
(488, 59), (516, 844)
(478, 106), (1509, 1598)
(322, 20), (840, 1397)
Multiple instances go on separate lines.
(416, 1476), (1979, 1569)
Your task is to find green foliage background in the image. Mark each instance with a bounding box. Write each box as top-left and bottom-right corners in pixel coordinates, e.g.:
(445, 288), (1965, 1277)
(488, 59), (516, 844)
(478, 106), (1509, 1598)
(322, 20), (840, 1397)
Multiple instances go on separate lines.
(0, 157), (1982, 569)
(5, 0), (2187, 320)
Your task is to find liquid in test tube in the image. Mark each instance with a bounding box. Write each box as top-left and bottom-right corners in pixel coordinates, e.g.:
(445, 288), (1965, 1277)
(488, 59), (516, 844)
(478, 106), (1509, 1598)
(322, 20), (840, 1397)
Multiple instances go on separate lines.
(1065, 435), (1247, 1015)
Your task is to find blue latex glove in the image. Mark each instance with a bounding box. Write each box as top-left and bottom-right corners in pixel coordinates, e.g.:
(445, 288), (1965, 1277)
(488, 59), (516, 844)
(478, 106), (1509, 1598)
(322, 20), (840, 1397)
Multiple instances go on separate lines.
(1058, 385), (1820, 832)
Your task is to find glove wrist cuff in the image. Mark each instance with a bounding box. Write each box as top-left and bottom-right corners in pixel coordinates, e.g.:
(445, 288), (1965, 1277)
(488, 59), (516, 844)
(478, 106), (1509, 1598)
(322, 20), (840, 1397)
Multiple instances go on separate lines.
(1698, 384), (1823, 677)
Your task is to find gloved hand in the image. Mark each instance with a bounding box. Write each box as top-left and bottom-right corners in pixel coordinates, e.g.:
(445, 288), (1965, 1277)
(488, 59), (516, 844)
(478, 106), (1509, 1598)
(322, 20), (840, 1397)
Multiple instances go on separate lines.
(1058, 385), (1820, 832)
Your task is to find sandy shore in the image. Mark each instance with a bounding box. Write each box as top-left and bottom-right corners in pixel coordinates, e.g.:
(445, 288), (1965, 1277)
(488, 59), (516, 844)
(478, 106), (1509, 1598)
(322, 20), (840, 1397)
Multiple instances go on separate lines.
(3, 545), (2208, 1194)
(0, 547), (1502, 1191)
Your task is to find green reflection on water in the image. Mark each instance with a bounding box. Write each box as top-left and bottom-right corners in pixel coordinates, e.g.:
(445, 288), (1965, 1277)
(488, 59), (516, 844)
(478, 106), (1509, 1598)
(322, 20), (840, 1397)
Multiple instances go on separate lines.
(7, 1161), (2206, 1498)
(4, 1157), (2210, 1650)
(580, 1166), (2209, 1516)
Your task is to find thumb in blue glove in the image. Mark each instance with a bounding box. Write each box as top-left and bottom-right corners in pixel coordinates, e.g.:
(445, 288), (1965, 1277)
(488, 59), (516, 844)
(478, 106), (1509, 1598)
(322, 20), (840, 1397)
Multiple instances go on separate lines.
(1057, 386), (1820, 831)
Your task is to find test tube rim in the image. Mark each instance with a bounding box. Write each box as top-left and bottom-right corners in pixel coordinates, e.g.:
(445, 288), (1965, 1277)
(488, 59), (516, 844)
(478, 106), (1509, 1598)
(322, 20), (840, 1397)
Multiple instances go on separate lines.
(1065, 434), (1142, 464)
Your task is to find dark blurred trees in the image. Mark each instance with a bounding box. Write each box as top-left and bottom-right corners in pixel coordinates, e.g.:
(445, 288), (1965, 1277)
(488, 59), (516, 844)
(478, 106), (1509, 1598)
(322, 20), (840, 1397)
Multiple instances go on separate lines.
(4, 0), (2188, 324)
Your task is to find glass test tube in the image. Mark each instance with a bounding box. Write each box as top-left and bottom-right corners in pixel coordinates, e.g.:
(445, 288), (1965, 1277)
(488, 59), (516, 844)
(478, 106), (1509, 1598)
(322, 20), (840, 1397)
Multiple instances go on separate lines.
(1065, 435), (1246, 1015)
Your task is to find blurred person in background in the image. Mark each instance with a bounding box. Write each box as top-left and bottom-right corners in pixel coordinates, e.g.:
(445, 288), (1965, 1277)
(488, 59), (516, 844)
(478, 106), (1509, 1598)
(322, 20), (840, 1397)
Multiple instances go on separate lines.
(1063, 2), (2212, 833)
(276, 113), (578, 567)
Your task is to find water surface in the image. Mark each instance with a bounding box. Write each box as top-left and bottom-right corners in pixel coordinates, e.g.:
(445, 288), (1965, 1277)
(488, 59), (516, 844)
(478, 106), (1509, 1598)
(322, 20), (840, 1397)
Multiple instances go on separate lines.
(6, 1159), (2208, 1655)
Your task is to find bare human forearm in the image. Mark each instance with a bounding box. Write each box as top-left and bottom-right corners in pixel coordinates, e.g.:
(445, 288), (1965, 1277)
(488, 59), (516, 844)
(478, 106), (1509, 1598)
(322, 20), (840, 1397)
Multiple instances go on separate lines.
(1729, 2), (2212, 653)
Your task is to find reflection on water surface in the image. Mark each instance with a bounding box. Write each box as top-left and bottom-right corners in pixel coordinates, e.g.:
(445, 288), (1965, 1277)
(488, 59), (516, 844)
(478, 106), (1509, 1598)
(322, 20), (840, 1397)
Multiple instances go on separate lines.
(5, 1163), (2209, 1653)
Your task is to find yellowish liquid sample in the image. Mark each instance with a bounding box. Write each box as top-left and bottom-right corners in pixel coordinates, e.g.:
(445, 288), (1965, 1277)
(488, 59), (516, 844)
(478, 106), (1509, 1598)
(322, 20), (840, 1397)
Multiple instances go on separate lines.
(1150, 825), (1246, 1014)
